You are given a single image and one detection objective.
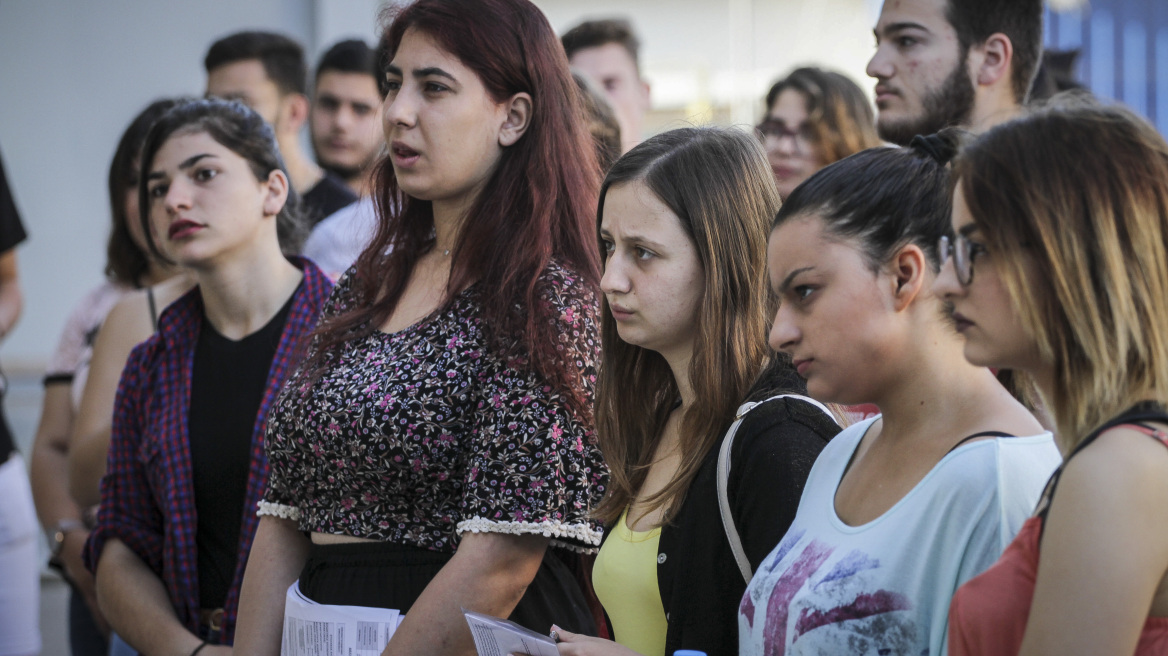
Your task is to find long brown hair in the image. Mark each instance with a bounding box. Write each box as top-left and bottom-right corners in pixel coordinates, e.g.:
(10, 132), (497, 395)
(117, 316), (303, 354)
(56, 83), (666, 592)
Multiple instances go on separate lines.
(764, 67), (882, 164)
(303, 0), (601, 410)
(954, 97), (1168, 448)
(593, 127), (782, 525)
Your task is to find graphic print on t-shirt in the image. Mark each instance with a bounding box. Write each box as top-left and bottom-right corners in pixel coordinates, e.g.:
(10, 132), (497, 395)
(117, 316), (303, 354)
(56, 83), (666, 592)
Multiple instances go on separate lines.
(739, 417), (1059, 656)
(740, 529), (922, 655)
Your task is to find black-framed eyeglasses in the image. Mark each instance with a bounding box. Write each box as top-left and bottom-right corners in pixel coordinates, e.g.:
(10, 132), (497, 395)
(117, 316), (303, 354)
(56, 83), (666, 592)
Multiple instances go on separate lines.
(755, 119), (816, 152)
(938, 234), (987, 286)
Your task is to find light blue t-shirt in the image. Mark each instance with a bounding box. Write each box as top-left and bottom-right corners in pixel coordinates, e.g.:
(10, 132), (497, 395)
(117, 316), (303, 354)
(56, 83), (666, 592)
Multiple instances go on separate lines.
(738, 416), (1060, 656)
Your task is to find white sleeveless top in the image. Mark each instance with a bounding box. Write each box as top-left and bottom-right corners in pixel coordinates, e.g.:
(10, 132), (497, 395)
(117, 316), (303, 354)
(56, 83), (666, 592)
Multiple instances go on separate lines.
(738, 416), (1060, 656)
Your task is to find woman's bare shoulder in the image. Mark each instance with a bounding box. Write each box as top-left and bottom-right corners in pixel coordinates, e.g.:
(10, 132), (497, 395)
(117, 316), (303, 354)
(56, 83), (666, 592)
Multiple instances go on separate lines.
(1050, 423), (1168, 527)
(1069, 423), (1168, 483)
(100, 275), (196, 348)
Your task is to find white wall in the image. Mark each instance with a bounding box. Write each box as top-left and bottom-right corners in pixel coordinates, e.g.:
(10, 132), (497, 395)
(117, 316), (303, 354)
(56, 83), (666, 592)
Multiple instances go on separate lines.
(0, 0), (882, 371)
(538, 0), (880, 127)
(312, 0), (384, 56)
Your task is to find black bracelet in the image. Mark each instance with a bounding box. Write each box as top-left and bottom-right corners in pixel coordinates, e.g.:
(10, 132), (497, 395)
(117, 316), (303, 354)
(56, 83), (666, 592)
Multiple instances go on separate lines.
(190, 641), (209, 656)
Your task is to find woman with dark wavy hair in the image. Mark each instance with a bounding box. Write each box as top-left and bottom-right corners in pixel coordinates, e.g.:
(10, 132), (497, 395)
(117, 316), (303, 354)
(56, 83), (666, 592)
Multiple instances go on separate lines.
(83, 98), (330, 654)
(234, 1), (606, 654)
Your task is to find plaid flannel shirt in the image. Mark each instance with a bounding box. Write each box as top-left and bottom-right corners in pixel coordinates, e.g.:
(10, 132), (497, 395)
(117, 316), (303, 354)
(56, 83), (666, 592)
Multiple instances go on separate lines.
(84, 258), (332, 643)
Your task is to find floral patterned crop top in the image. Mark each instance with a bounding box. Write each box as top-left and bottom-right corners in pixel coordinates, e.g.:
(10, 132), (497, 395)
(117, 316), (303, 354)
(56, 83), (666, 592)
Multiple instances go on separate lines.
(259, 261), (607, 553)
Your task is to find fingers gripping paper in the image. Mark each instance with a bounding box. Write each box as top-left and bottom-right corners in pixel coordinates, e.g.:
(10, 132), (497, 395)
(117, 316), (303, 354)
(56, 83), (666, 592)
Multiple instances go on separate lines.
(462, 609), (559, 656)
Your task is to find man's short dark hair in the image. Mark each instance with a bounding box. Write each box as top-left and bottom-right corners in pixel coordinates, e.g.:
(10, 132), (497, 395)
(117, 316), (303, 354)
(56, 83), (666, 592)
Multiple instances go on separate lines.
(316, 39), (378, 83)
(561, 18), (642, 73)
(946, 0), (1043, 103)
(204, 31), (307, 97)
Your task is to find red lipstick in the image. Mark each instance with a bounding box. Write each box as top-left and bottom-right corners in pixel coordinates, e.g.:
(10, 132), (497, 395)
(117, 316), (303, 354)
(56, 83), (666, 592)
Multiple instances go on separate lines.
(168, 218), (204, 240)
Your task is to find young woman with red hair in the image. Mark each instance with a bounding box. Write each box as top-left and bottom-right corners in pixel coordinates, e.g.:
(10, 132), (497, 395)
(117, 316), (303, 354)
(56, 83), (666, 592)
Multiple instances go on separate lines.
(233, 1), (607, 654)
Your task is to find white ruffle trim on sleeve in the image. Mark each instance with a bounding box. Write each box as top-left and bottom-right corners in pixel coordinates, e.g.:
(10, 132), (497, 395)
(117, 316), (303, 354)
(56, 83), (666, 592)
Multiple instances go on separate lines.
(457, 518), (602, 553)
(547, 539), (599, 555)
(256, 500), (301, 521)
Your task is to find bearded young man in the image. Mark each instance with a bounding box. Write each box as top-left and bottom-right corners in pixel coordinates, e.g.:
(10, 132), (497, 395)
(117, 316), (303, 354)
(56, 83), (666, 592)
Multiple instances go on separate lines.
(867, 0), (1043, 145)
(310, 40), (384, 197)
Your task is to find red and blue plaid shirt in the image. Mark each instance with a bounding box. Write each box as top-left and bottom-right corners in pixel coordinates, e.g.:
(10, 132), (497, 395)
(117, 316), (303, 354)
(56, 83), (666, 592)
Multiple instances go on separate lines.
(85, 258), (332, 643)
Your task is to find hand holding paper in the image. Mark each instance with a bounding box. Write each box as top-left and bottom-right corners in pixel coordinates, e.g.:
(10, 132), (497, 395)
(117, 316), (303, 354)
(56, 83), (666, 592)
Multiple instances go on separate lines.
(462, 609), (560, 656)
(533, 626), (645, 656)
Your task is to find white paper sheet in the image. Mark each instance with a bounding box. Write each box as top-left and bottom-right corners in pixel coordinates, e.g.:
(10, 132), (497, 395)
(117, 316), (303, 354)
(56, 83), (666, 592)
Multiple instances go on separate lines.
(282, 580), (405, 656)
(462, 609), (559, 656)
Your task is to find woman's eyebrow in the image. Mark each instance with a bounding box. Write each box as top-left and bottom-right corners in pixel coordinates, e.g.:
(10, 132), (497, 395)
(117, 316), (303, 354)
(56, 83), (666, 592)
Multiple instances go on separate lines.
(414, 67), (457, 82)
(147, 154), (216, 181)
(779, 266), (815, 293)
(611, 232), (668, 252)
(385, 63), (457, 83)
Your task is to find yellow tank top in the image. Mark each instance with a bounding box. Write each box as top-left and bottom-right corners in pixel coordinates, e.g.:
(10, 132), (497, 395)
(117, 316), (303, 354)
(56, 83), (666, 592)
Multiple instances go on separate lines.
(592, 507), (669, 656)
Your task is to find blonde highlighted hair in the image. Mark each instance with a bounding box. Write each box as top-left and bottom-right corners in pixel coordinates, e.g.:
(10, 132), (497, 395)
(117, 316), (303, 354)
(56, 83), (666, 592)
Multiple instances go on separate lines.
(954, 97), (1168, 449)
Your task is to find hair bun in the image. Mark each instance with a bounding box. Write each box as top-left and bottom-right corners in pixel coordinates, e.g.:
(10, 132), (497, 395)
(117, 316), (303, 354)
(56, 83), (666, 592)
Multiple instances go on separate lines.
(909, 132), (959, 166)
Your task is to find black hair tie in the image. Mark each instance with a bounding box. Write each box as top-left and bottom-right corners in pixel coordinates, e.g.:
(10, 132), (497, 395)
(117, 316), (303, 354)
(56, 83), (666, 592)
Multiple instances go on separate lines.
(909, 133), (958, 166)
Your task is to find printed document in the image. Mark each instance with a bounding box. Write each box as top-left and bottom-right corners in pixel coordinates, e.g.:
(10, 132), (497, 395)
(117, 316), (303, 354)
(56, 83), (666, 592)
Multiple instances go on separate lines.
(282, 580), (404, 656)
(462, 609), (559, 656)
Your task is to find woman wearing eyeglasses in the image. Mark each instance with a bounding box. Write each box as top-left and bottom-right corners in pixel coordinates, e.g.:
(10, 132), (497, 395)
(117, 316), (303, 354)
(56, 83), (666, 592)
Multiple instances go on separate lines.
(739, 138), (1059, 656)
(942, 102), (1168, 655)
(757, 68), (881, 201)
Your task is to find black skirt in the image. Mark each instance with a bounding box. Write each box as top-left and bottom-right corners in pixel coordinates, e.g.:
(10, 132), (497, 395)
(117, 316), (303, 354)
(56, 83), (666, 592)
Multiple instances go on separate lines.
(297, 540), (597, 636)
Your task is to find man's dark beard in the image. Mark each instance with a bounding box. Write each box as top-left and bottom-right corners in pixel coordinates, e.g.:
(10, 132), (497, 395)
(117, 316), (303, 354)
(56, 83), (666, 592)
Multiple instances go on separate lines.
(877, 57), (976, 145)
(313, 142), (380, 185)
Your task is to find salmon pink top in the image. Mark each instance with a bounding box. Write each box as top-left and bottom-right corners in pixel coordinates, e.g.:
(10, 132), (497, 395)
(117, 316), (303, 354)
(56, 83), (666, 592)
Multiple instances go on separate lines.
(948, 404), (1168, 655)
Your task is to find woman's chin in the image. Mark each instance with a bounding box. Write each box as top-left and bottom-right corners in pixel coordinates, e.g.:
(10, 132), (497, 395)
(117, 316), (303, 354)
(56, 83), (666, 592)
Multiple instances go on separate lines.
(803, 378), (840, 405)
(961, 342), (1005, 370)
(169, 246), (220, 271)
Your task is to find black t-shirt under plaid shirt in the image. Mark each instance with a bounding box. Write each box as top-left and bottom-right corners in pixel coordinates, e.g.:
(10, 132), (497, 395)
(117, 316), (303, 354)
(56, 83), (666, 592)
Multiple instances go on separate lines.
(189, 290), (294, 608)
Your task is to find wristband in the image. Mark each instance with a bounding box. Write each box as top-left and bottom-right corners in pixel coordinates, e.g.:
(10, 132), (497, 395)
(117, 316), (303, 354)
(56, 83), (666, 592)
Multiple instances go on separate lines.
(190, 641), (209, 656)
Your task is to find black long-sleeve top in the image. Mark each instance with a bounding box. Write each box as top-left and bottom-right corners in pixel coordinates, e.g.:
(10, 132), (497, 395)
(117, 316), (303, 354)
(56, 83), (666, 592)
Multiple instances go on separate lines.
(600, 361), (840, 656)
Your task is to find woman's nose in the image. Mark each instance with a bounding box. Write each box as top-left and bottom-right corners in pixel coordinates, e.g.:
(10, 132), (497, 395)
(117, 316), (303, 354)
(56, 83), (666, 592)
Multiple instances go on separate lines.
(600, 254), (630, 295)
